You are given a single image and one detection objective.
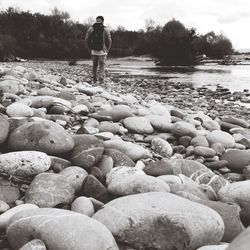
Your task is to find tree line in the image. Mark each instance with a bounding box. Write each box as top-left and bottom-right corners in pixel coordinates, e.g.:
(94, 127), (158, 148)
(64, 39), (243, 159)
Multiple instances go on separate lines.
(0, 7), (233, 65)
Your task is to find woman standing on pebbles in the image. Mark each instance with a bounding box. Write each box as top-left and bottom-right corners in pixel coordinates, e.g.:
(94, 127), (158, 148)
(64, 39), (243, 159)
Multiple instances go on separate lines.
(85, 16), (112, 84)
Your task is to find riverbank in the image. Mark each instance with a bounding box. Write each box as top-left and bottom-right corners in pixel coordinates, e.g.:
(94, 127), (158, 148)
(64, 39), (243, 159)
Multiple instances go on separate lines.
(5, 59), (250, 120)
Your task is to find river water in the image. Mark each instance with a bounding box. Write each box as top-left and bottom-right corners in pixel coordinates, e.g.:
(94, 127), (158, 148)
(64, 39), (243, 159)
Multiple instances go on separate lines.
(107, 55), (250, 92)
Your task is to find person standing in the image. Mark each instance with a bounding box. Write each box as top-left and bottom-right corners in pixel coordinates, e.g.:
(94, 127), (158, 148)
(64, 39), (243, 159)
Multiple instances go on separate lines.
(85, 16), (112, 84)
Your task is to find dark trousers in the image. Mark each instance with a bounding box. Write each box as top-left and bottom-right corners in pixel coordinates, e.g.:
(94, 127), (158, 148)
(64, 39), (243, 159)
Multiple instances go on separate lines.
(92, 55), (106, 83)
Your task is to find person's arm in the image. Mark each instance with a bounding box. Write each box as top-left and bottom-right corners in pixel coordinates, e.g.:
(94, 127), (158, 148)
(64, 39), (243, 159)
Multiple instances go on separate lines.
(85, 27), (93, 52)
(104, 29), (112, 52)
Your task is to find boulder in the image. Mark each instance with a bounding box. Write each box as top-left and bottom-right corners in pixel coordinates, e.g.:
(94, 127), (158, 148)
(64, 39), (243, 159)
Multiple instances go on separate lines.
(151, 137), (173, 157)
(106, 167), (170, 196)
(143, 159), (174, 176)
(60, 167), (88, 193)
(169, 159), (210, 177)
(104, 148), (135, 167)
(25, 173), (75, 208)
(71, 196), (95, 217)
(197, 200), (244, 242)
(0, 115), (9, 144)
(6, 103), (34, 117)
(0, 178), (21, 204)
(8, 120), (74, 155)
(0, 151), (51, 178)
(96, 155), (114, 176)
(0, 204), (38, 230)
(145, 115), (172, 132)
(93, 192), (224, 250)
(221, 116), (249, 128)
(71, 135), (104, 169)
(0, 79), (20, 94)
(104, 139), (152, 161)
(202, 120), (221, 131)
(218, 180), (250, 221)
(7, 208), (118, 250)
(98, 121), (121, 134)
(170, 121), (197, 137)
(123, 117), (154, 134)
(226, 226), (250, 250)
(194, 146), (217, 158)
(191, 135), (209, 147)
(206, 130), (235, 148)
(18, 239), (47, 250)
(221, 149), (250, 172)
(196, 245), (228, 250)
(80, 175), (110, 203)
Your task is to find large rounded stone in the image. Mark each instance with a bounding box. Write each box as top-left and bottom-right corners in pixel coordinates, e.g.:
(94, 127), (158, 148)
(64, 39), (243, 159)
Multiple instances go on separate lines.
(104, 148), (135, 167)
(226, 226), (250, 250)
(194, 146), (216, 158)
(8, 120), (74, 155)
(6, 103), (34, 117)
(7, 208), (119, 250)
(143, 159), (174, 176)
(170, 121), (197, 137)
(151, 137), (173, 157)
(96, 155), (114, 175)
(0, 178), (21, 204)
(18, 239), (46, 250)
(0, 151), (51, 178)
(80, 175), (110, 203)
(104, 139), (151, 161)
(197, 200), (244, 242)
(71, 196), (95, 217)
(218, 180), (250, 221)
(60, 167), (88, 193)
(123, 117), (154, 134)
(71, 135), (104, 169)
(221, 116), (249, 128)
(0, 204), (38, 230)
(221, 149), (250, 172)
(206, 130), (235, 148)
(196, 245), (228, 250)
(0, 115), (9, 144)
(0, 80), (20, 94)
(25, 173), (75, 208)
(202, 120), (221, 131)
(98, 121), (121, 133)
(106, 166), (170, 196)
(93, 192), (224, 250)
(145, 115), (172, 132)
(169, 159), (210, 177)
(191, 135), (209, 147)
(96, 108), (132, 122)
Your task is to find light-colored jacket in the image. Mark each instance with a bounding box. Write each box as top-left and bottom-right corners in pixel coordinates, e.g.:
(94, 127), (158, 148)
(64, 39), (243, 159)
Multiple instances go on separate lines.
(85, 26), (112, 53)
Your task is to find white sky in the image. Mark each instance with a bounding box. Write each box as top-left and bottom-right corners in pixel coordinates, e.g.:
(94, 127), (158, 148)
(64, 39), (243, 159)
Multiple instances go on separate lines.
(0, 0), (250, 50)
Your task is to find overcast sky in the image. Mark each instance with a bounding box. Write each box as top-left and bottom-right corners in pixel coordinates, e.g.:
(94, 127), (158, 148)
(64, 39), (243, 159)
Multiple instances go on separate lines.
(1, 0), (250, 50)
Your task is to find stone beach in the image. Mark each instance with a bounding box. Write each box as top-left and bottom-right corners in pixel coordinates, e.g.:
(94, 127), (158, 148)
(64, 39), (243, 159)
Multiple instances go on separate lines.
(0, 60), (250, 249)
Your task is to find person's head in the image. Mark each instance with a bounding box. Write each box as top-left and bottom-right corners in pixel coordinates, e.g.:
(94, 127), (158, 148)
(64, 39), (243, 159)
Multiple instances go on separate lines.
(96, 16), (104, 24)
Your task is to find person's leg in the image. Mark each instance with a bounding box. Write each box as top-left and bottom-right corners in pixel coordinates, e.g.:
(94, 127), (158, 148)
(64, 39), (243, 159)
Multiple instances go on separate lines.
(92, 55), (98, 83)
(99, 55), (106, 83)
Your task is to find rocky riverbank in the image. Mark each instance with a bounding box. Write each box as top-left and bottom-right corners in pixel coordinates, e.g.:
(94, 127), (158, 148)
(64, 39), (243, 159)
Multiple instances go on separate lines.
(0, 60), (250, 249)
